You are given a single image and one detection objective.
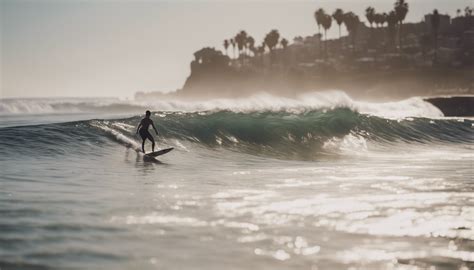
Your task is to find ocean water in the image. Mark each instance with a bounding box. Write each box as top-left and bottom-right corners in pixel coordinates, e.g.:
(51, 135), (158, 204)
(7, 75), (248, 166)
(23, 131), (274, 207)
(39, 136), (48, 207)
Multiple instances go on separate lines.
(1, 92), (473, 270)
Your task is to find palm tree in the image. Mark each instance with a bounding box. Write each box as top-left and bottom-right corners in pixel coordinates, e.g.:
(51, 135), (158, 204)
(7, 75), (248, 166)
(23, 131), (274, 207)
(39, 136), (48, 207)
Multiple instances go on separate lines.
(234, 30), (248, 58)
(457, 9), (462, 17)
(431, 9), (440, 63)
(246, 36), (255, 56)
(376, 13), (385, 28)
(280, 38), (288, 49)
(264, 30), (280, 51)
(465, 7), (473, 17)
(373, 13), (379, 28)
(314, 8), (325, 36)
(394, 0), (409, 50)
(365, 7), (375, 28)
(314, 8), (326, 56)
(230, 38), (236, 59)
(280, 38), (289, 64)
(343, 12), (360, 54)
(332, 9), (345, 39)
(234, 33), (241, 58)
(387, 11), (398, 49)
(381, 12), (388, 27)
(257, 44), (265, 66)
(264, 29), (280, 64)
(372, 13), (383, 59)
(365, 7), (376, 52)
(381, 12), (389, 49)
(322, 14), (332, 40)
(223, 40), (229, 56)
(321, 14), (332, 59)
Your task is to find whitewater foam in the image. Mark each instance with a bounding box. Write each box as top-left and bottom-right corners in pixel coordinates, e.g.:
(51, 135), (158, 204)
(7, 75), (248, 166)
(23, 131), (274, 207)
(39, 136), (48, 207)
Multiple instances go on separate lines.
(1, 91), (445, 119)
(322, 133), (369, 155)
(91, 121), (141, 151)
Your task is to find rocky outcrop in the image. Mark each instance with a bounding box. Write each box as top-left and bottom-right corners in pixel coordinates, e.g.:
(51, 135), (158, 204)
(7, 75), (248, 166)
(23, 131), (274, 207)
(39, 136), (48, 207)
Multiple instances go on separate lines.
(425, 96), (474, 117)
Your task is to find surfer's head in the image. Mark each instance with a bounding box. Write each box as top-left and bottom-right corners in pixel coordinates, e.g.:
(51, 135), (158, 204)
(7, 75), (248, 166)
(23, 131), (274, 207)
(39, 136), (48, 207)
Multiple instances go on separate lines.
(145, 110), (151, 118)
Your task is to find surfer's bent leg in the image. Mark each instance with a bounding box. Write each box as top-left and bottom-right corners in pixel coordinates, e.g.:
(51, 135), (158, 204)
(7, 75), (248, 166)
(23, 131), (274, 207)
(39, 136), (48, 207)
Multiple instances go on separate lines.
(148, 133), (155, 152)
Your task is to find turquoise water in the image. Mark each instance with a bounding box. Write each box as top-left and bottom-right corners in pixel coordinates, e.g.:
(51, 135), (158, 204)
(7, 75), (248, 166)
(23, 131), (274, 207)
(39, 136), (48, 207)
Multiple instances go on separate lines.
(1, 95), (473, 269)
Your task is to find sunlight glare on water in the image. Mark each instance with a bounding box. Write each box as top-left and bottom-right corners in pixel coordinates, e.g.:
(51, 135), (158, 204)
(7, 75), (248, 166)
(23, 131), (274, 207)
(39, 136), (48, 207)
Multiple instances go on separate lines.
(0, 107), (473, 269)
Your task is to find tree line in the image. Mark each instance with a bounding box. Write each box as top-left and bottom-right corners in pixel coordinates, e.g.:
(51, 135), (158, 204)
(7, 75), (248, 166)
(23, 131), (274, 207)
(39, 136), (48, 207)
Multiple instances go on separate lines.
(219, 0), (473, 62)
(223, 30), (288, 62)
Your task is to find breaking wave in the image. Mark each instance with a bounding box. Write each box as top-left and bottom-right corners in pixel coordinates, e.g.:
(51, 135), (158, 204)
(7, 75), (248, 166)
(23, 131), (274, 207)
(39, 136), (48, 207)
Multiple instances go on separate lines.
(0, 107), (471, 160)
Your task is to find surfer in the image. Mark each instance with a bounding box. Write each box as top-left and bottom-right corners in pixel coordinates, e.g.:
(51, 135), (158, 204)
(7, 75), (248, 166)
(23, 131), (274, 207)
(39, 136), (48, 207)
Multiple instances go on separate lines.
(136, 110), (159, 153)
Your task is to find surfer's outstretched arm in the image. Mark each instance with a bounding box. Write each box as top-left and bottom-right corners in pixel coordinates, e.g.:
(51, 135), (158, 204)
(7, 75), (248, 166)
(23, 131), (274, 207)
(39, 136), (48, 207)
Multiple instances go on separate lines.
(152, 122), (158, 135)
(136, 122), (142, 134)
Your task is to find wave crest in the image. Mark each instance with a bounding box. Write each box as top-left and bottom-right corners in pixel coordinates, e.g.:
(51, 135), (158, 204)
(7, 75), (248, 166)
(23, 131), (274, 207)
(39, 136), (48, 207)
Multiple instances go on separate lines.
(1, 91), (444, 119)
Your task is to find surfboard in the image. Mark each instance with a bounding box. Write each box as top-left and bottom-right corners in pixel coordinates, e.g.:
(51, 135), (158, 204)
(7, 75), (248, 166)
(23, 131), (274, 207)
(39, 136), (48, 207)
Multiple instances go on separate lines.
(145, 147), (174, 158)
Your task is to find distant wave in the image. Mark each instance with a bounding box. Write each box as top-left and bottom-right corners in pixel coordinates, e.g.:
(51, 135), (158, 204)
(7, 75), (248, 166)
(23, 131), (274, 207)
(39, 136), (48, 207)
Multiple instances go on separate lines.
(0, 98), (147, 115)
(0, 91), (444, 119)
(0, 108), (471, 160)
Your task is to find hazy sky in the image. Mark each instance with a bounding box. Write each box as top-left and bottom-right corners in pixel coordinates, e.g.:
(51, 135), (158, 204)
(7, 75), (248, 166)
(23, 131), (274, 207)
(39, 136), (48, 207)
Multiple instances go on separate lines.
(1, 0), (472, 98)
